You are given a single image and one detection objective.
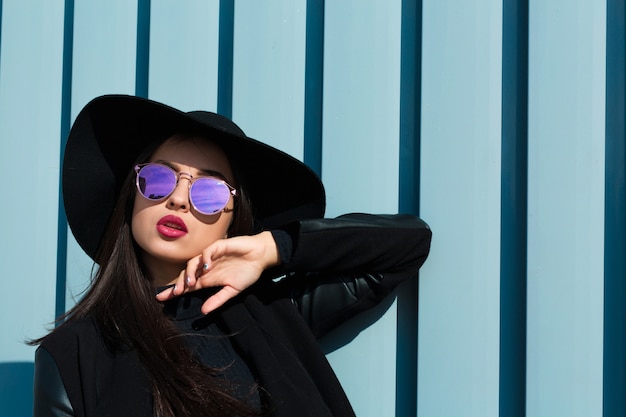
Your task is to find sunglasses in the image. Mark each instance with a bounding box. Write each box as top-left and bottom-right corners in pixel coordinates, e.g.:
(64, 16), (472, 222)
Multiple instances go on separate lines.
(134, 163), (237, 215)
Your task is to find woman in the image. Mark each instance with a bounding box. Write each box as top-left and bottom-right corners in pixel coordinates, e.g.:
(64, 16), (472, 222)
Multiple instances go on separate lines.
(32, 95), (431, 417)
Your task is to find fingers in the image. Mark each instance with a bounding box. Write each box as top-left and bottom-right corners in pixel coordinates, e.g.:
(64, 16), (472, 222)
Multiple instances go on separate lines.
(154, 269), (188, 301)
(200, 287), (239, 315)
(155, 254), (210, 301)
(154, 237), (263, 310)
(155, 284), (177, 301)
(184, 256), (204, 288)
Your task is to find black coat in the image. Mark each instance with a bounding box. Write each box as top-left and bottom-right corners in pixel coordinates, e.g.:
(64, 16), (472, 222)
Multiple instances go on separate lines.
(34, 214), (431, 417)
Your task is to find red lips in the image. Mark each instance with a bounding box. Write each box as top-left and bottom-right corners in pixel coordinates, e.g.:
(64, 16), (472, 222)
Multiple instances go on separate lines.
(156, 215), (188, 238)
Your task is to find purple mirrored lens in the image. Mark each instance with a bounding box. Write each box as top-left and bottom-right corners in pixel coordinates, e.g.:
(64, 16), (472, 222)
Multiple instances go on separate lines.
(137, 165), (177, 200)
(189, 179), (231, 214)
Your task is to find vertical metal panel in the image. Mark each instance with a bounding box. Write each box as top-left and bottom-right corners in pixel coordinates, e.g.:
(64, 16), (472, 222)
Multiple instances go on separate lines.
(0, 0), (3, 74)
(0, 3), (66, 415)
(231, 1), (307, 158)
(303, 0), (324, 177)
(322, 2), (402, 416)
(218, 0), (234, 117)
(323, 1), (402, 214)
(135, 0), (150, 98)
(65, 0), (140, 306)
(499, 0), (528, 416)
(70, 0), (138, 106)
(419, 1), (502, 416)
(399, 0), (422, 216)
(526, 1), (605, 415)
(55, 0), (74, 319)
(397, 0), (422, 415)
(604, 0), (626, 415)
(0, 0), (65, 360)
(148, 0), (220, 110)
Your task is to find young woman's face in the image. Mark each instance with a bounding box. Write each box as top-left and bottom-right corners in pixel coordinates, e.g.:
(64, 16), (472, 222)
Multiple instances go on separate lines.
(131, 136), (236, 278)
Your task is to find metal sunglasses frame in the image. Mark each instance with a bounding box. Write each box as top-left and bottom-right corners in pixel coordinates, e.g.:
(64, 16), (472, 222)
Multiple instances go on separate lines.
(134, 162), (237, 214)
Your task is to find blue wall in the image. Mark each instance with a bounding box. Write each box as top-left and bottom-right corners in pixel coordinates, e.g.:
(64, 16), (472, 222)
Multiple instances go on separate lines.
(0, 1), (620, 416)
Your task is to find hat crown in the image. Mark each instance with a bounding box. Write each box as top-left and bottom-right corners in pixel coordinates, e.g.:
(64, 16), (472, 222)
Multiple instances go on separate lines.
(186, 111), (246, 137)
(63, 95), (325, 260)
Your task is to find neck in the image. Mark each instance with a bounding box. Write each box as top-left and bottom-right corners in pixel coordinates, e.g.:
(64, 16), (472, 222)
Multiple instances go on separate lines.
(140, 253), (185, 288)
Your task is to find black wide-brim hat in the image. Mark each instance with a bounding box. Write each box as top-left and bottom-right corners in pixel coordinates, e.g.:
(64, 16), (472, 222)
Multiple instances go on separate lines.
(63, 94), (325, 261)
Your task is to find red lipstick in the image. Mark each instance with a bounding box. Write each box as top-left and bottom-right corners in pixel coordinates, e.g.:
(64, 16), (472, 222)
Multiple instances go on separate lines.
(156, 215), (188, 238)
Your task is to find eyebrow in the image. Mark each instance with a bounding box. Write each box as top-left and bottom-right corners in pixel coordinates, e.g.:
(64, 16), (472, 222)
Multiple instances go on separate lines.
(155, 160), (229, 181)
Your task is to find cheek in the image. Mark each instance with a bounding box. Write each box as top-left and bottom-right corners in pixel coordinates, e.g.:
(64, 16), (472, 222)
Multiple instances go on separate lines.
(197, 213), (232, 240)
(131, 195), (151, 243)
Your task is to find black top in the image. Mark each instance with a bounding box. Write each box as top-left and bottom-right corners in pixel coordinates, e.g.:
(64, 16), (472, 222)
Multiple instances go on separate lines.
(162, 288), (263, 411)
(34, 214), (432, 417)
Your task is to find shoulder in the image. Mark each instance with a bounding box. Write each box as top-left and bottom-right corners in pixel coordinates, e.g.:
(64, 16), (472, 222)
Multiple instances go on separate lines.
(41, 316), (98, 342)
(39, 316), (102, 360)
(35, 318), (102, 417)
(33, 347), (74, 417)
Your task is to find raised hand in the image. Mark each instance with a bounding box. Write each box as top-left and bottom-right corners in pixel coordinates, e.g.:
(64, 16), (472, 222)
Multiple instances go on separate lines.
(156, 231), (280, 314)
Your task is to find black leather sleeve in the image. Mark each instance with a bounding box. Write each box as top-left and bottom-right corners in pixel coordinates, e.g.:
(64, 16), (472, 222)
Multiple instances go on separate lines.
(33, 347), (75, 417)
(276, 213), (431, 338)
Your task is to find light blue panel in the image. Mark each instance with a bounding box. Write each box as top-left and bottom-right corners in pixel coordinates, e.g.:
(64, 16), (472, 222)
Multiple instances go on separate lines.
(418, 1), (502, 416)
(149, 0), (220, 111)
(323, 1), (402, 215)
(322, 2), (402, 416)
(231, 0), (306, 157)
(71, 0), (137, 108)
(65, 0), (139, 306)
(0, 0), (65, 361)
(526, 1), (605, 415)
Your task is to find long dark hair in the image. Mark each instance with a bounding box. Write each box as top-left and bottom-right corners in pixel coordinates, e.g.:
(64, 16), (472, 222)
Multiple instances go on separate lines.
(33, 136), (262, 417)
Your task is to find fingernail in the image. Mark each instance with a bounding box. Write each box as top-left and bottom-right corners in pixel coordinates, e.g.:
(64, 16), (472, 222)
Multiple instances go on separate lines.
(185, 276), (191, 285)
(203, 263), (209, 270)
(173, 284), (178, 294)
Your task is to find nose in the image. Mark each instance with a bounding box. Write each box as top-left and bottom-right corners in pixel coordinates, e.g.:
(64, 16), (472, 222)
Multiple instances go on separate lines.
(166, 174), (191, 212)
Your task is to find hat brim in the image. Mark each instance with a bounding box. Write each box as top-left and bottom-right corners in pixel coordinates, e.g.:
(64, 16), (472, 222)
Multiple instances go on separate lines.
(63, 95), (325, 260)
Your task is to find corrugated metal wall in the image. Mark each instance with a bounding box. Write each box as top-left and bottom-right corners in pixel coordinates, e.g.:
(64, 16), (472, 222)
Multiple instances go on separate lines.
(0, 1), (622, 416)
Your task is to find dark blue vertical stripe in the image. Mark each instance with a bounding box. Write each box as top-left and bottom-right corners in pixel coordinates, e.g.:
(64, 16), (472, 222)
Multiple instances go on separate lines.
(303, 0), (324, 177)
(604, 1), (626, 416)
(217, 0), (235, 118)
(398, 0), (421, 217)
(135, 0), (150, 98)
(55, 0), (75, 320)
(397, 1), (422, 416)
(499, 0), (528, 416)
